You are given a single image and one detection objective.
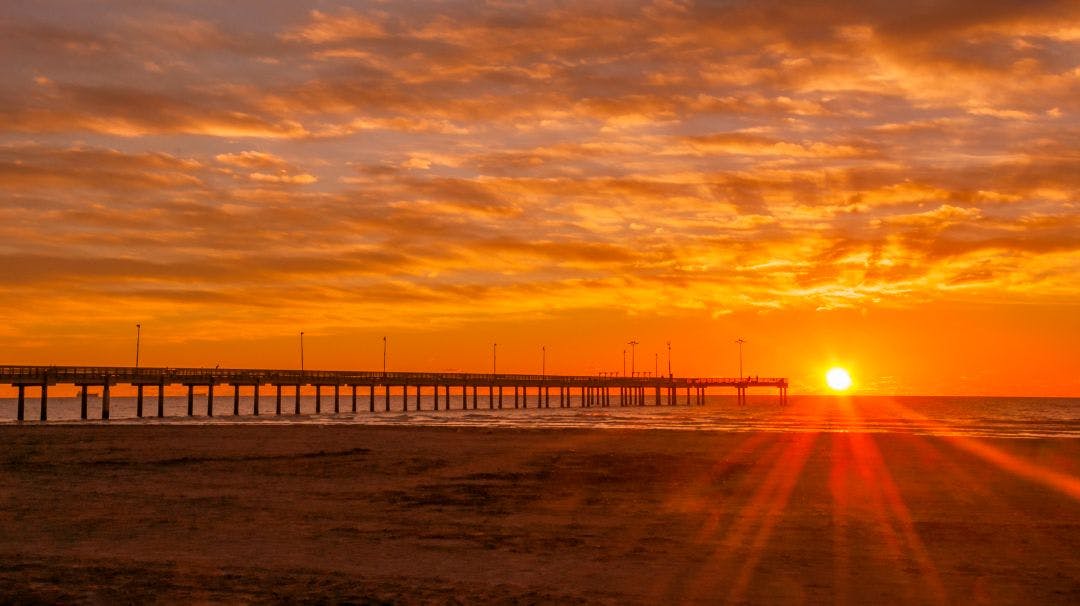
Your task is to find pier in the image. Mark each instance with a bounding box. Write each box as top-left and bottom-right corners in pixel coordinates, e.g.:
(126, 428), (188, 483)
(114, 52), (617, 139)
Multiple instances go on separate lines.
(0, 366), (789, 421)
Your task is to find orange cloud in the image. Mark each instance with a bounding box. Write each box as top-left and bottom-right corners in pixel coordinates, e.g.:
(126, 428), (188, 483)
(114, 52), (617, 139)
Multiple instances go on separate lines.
(215, 151), (291, 170)
(0, 1), (1076, 392)
(281, 9), (387, 44)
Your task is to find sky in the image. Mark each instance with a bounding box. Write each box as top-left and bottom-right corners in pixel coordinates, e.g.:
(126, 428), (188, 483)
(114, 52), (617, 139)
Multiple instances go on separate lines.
(1, 1), (1078, 395)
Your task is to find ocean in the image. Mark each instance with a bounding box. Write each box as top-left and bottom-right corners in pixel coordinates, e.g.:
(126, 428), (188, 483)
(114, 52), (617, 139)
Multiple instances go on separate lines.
(1, 394), (1077, 439)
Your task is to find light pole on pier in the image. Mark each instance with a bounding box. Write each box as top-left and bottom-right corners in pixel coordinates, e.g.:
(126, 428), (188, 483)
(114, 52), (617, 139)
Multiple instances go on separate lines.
(135, 323), (141, 368)
(541, 345), (546, 377)
(627, 341), (639, 376)
(492, 342), (497, 375)
(382, 336), (387, 375)
(667, 341), (672, 377)
(622, 349), (626, 376)
(736, 338), (745, 380)
(654, 352), (658, 377)
(299, 331), (305, 373)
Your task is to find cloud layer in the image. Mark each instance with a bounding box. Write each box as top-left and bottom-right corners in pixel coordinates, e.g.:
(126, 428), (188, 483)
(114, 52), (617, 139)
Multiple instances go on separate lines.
(1, 1), (1077, 385)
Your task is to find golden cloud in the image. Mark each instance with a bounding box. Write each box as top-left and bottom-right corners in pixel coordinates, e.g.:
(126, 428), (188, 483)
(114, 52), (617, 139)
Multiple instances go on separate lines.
(0, 0), (1076, 345)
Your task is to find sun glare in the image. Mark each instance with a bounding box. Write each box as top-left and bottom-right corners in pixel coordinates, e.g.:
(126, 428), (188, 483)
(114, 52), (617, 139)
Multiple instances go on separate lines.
(826, 367), (853, 392)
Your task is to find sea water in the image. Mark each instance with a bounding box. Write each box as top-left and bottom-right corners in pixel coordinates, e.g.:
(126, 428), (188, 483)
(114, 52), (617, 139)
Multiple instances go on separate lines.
(1, 394), (1077, 439)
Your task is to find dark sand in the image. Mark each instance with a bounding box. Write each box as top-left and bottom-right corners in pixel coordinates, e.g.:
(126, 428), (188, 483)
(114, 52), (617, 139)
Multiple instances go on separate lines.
(1, 425), (1078, 604)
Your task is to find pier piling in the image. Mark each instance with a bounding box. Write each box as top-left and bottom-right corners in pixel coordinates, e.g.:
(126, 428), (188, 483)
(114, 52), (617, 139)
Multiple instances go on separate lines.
(101, 379), (111, 420)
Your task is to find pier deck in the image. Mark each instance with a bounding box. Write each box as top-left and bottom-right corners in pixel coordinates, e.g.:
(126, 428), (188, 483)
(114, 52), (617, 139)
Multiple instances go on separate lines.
(1, 365), (788, 421)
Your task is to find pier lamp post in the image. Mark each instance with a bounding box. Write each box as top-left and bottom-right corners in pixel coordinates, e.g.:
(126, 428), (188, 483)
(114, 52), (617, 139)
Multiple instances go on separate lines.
(622, 349), (626, 376)
(300, 331), (305, 373)
(667, 341), (672, 377)
(492, 342), (497, 375)
(382, 336), (387, 375)
(654, 352), (658, 377)
(541, 345), (546, 377)
(736, 338), (745, 380)
(135, 323), (141, 368)
(627, 340), (639, 376)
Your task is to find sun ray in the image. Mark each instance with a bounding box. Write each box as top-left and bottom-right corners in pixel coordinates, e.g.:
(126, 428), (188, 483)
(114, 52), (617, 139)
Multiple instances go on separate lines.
(883, 400), (1080, 502)
(823, 397), (950, 603)
(725, 432), (819, 603)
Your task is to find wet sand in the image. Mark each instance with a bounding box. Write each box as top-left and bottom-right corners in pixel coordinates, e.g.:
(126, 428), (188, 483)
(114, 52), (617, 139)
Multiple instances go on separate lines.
(1, 425), (1078, 604)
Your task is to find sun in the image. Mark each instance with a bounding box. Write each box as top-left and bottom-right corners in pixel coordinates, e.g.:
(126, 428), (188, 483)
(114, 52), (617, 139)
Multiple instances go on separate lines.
(826, 367), (853, 392)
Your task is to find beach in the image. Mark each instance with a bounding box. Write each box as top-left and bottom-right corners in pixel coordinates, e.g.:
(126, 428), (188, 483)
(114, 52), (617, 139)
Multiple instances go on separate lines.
(1, 425), (1078, 604)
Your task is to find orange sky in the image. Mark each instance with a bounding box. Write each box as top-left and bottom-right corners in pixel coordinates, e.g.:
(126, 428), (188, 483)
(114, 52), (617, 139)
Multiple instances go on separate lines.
(1, 1), (1078, 395)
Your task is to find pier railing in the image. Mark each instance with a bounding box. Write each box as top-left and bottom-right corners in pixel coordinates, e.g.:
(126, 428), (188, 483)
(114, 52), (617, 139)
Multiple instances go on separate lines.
(0, 365), (786, 387)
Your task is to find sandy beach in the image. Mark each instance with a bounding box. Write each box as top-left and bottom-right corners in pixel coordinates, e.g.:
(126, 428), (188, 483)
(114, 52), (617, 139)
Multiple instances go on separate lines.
(1, 425), (1078, 604)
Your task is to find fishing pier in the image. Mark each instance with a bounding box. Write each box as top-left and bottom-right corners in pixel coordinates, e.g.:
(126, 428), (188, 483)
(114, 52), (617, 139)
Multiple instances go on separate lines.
(1, 366), (788, 421)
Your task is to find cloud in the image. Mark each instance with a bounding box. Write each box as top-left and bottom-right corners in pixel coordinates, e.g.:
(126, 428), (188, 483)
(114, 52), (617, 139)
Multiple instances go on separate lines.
(281, 9), (387, 44)
(880, 205), (984, 227)
(2, 83), (308, 138)
(248, 171), (317, 184)
(682, 133), (877, 159)
(215, 151), (290, 169)
(0, 144), (204, 190)
(0, 0), (1076, 344)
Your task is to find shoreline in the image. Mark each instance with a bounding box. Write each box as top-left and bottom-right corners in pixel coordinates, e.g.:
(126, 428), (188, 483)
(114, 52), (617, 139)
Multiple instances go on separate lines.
(1, 425), (1078, 603)
(3, 417), (1076, 441)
